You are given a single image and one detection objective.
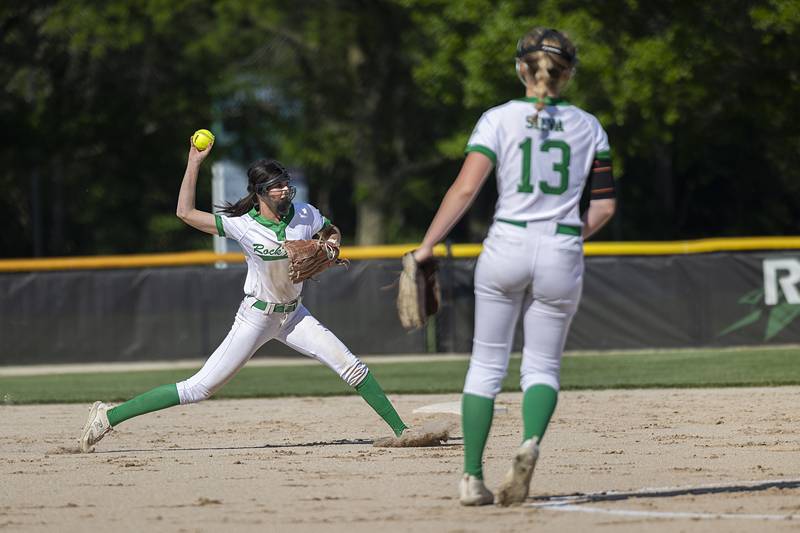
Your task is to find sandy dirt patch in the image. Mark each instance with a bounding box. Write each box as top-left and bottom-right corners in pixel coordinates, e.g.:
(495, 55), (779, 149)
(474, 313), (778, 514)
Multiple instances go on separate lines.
(2, 388), (799, 532)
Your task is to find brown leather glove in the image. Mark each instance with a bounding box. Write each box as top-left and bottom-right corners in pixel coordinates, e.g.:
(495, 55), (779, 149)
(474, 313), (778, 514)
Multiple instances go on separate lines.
(397, 252), (440, 330)
(284, 238), (345, 283)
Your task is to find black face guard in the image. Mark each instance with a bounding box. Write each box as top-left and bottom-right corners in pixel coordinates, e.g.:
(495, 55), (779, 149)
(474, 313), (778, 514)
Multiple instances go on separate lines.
(259, 185), (296, 216)
(515, 28), (576, 67)
(255, 164), (296, 216)
(282, 186), (297, 204)
(256, 182), (296, 200)
(255, 164), (293, 197)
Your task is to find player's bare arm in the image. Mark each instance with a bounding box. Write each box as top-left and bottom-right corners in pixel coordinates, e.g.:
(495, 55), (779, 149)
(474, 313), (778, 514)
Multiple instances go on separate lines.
(582, 198), (616, 238)
(413, 153), (493, 263)
(176, 139), (218, 235)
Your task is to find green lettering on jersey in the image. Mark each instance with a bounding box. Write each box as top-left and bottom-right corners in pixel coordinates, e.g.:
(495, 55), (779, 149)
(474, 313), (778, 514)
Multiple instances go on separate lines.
(517, 138), (534, 193)
(539, 140), (571, 195)
(253, 243), (288, 261)
(517, 138), (572, 196)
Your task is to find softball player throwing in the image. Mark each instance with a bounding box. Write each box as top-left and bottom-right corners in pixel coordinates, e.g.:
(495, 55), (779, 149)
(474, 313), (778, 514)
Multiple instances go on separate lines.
(80, 140), (410, 452)
(413, 28), (616, 505)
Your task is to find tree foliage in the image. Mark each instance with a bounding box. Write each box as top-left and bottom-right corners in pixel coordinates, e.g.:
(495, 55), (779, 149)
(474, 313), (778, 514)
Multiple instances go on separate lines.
(1, 0), (798, 257)
(404, 0), (800, 239)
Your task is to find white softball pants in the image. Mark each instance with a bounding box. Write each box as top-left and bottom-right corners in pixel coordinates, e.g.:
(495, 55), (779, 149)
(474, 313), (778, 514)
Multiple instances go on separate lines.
(176, 296), (368, 404)
(463, 220), (583, 399)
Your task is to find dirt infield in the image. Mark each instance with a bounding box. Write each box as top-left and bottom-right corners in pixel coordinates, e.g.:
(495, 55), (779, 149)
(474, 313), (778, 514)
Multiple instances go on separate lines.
(2, 388), (800, 532)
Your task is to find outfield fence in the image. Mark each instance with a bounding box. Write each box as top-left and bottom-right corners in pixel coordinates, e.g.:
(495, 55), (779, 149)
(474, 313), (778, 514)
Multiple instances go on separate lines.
(2, 237), (799, 364)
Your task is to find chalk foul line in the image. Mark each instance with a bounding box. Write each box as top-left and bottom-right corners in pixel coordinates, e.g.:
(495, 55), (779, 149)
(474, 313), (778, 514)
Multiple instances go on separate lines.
(525, 478), (800, 521)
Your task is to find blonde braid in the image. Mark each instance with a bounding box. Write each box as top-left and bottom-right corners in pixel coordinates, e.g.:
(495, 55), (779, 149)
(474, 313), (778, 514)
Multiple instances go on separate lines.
(529, 52), (555, 121)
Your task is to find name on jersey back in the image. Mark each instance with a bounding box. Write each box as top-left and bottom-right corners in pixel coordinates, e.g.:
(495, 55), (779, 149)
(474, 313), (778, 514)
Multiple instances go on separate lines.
(526, 115), (564, 132)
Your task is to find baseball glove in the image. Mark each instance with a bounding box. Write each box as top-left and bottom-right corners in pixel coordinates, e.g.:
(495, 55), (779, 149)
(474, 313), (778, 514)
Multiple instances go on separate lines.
(284, 238), (345, 283)
(397, 252), (440, 330)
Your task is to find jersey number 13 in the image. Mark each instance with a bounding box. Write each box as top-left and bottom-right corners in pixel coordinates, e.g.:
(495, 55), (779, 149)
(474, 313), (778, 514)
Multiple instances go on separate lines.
(517, 138), (571, 195)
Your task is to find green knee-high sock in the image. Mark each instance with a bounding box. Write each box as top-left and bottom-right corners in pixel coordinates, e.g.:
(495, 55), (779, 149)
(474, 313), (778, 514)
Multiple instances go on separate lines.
(106, 384), (180, 427)
(355, 372), (408, 437)
(462, 393), (495, 480)
(522, 384), (558, 443)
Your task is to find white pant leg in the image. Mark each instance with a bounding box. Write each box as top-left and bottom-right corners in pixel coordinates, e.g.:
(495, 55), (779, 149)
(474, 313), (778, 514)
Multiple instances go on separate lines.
(464, 224), (534, 399)
(520, 233), (584, 392)
(275, 305), (368, 387)
(177, 299), (279, 404)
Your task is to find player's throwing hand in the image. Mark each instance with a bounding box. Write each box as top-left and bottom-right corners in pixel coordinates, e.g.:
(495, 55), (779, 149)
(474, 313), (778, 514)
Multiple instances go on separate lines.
(187, 136), (213, 165)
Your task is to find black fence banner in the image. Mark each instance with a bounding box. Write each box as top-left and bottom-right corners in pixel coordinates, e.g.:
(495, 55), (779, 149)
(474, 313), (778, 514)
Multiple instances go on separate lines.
(1, 252), (799, 364)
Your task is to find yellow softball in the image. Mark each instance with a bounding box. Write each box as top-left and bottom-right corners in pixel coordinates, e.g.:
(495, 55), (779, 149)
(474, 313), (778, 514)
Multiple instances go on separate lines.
(191, 129), (215, 151)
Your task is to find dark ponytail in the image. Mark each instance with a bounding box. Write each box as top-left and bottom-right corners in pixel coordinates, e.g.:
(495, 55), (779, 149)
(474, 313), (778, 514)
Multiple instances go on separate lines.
(216, 159), (289, 217)
(217, 192), (258, 217)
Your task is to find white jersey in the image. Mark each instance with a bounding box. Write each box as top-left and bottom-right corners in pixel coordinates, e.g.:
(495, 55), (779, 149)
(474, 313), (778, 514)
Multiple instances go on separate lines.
(466, 97), (610, 228)
(215, 202), (328, 303)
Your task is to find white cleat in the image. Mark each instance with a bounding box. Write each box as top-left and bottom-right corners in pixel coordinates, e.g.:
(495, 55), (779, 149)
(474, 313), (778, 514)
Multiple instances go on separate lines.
(495, 438), (540, 506)
(459, 474), (494, 506)
(80, 401), (112, 453)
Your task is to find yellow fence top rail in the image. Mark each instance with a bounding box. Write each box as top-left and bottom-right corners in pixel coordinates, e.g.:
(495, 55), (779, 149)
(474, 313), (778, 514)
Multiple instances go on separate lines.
(1, 236), (799, 272)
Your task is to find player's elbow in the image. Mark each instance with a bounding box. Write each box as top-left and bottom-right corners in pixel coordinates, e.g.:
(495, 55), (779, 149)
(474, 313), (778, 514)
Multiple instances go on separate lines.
(592, 198), (616, 220)
(453, 187), (476, 202)
(176, 207), (193, 223)
(603, 199), (617, 219)
(451, 181), (481, 201)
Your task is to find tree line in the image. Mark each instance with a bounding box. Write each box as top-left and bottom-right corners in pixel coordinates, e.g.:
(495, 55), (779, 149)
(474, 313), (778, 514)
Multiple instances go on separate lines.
(2, 0), (798, 257)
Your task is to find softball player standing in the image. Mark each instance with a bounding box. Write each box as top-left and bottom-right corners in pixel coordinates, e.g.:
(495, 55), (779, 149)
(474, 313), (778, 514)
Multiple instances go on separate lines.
(413, 28), (617, 505)
(80, 140), (409, 452)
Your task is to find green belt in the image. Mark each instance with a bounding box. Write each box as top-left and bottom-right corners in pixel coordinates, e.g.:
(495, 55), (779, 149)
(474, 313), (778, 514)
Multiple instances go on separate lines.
(496, 218), (581, 236)
(252, 298), (300, 314)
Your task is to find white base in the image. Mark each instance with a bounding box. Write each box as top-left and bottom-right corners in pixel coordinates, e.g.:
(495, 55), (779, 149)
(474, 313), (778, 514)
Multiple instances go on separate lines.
(413, 401), (508, 415)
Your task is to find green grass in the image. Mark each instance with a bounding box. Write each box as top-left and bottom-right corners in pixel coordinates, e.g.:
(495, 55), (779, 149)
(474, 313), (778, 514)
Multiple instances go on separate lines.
(1, 348), (799, 404)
